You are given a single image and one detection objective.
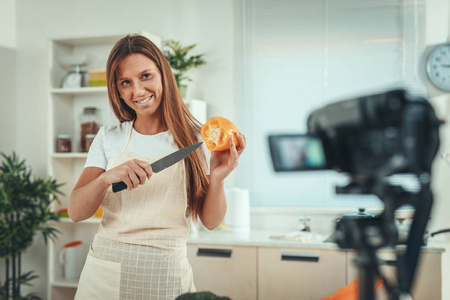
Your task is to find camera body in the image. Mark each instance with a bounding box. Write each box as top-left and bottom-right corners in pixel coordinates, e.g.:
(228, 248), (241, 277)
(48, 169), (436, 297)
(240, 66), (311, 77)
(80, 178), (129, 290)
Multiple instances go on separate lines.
(269, 89), (440, 195)
(306, 89), (439, 180)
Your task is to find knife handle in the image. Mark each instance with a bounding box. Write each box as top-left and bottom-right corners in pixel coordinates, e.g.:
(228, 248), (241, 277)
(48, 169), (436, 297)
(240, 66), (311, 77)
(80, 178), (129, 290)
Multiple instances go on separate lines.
(112, 182), (127, 193)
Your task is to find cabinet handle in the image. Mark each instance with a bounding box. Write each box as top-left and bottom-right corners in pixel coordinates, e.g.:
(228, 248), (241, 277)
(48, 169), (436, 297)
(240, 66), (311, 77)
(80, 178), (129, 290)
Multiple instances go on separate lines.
(384, 260), (397, 267)
(281, 251), (319, 262)
(197, 248), (232, 258)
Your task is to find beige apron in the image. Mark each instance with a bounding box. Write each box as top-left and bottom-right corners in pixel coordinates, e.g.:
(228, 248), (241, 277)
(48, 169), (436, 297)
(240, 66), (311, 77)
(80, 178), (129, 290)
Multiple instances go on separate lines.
(75, 121), (195, 300)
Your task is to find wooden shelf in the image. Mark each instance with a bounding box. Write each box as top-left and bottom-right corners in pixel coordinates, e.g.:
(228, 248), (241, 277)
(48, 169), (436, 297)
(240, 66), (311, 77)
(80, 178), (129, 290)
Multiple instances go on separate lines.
(46, 32), (180, 300)
(50, 280), (79, 288)
(51, 86), (107, 95)
(51, 152), (88, 159)
(59, 217), (101, 224)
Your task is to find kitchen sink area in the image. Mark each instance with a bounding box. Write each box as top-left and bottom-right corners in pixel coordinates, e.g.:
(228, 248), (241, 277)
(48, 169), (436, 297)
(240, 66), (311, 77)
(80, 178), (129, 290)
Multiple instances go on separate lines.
(269, 231), (326, 243)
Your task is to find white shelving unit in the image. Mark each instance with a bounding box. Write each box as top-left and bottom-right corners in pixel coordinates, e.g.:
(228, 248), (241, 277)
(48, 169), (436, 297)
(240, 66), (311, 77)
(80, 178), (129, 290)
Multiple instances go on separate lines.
(47, 32), (207, 300)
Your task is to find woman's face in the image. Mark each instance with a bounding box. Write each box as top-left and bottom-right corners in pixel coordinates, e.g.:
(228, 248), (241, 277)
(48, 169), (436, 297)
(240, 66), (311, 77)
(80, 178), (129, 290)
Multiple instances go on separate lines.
(117, 53), (163, 119)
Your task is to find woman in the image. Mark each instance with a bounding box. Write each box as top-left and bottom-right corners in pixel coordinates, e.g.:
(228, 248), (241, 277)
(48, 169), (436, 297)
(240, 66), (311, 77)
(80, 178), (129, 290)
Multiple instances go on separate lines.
(69, 34), (246, 300)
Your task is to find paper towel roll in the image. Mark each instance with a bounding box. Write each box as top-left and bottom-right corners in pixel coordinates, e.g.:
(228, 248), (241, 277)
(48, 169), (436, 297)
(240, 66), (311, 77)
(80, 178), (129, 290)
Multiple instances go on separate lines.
(224, 188), (250, 231)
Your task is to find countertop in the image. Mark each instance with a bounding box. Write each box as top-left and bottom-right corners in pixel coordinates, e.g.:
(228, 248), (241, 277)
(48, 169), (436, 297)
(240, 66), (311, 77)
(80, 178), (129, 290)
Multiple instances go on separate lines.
(187, 228), (446, 253)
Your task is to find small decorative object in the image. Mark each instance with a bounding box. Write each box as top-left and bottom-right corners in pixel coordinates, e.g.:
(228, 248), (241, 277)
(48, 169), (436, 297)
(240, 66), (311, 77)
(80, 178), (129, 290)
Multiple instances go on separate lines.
(426, 42), (450, 91)
(85, 134), (96, 152)
(59, 241), (84, 281)
(57, 134), (71, 152)
(88, 70), (107, 87)
(57, 54), (96, 89)
(62, 64), (87, 88)
(94, 206), (103, 218)
(0, 152), (63, 299)
(163, 40), (206, 98)
(80, 107), (101, 152)
(58, 208), (70, 218)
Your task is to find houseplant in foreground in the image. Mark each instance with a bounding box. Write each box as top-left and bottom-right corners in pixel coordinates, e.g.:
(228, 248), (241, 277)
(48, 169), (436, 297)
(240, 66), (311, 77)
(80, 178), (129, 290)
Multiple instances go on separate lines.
(0, 152), (63, 300)
(163, 40), (206, 98)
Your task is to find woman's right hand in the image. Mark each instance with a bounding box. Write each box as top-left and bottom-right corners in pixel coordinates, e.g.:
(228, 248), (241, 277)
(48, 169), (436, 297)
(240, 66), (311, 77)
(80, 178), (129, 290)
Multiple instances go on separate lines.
(101, 159), (152, 191)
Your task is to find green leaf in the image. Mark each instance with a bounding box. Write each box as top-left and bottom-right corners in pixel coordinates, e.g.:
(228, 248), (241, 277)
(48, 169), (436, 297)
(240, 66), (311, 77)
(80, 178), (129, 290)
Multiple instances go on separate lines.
(163, 39), (206, 87)
(0, 152), (65, 296)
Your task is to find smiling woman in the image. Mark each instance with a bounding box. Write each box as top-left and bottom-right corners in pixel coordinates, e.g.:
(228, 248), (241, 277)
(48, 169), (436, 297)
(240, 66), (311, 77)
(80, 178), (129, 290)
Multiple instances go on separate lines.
(116, 53), (164, 134)
(68, 34), (246, 300)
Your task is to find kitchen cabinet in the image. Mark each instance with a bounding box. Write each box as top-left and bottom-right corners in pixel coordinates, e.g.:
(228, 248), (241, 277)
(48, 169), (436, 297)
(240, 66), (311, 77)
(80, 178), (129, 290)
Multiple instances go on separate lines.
(187, 232), (444, 300)
(187, 244), (346, 300)
(347, 250), (442, 300)
(46, 32), (207, 300)
(257, 247), (346, 300)
(187, 244), (258, 300)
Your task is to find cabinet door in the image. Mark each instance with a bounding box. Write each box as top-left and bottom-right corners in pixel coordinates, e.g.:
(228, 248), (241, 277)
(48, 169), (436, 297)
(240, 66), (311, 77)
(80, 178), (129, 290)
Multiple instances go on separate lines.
(187, 244), (257, 300)
(258, 247), (346, 300)
(347, 250), (442, 300)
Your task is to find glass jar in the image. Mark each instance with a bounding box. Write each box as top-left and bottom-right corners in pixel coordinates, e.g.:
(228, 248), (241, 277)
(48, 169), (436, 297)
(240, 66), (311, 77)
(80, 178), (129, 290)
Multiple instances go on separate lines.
(57, 135), (71, 152)
(303, 216), (311, 232)
(80, 107), (101, 152)
(298, 215), (311, 232)
(85, 134), (96, 152)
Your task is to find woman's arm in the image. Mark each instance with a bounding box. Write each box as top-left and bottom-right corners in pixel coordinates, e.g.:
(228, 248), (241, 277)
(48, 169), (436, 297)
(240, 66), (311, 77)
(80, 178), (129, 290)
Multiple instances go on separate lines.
(68, 159), (152, 222)
(200, 176), (227, 230)
(68, 167), (110, 222)
(200, 132), (246, 230)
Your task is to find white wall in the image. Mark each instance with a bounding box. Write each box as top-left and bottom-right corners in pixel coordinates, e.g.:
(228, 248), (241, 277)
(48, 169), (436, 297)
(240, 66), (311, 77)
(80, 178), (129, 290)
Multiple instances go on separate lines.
(425, 1), (450, 299)
(0, 0), (16, 48)
(0, 0), (16, 295)
(10, 1), (235, 298)
(0, 0), (16, 154)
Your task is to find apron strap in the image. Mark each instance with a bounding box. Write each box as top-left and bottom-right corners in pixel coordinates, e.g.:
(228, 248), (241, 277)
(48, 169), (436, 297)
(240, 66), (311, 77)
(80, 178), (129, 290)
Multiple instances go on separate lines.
(121, 119), (135, 152)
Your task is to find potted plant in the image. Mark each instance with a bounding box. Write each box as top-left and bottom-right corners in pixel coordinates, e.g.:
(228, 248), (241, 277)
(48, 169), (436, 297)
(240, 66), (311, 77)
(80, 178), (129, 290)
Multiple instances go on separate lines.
(163, 40), (206, 99)
(0, 152), (63, 300)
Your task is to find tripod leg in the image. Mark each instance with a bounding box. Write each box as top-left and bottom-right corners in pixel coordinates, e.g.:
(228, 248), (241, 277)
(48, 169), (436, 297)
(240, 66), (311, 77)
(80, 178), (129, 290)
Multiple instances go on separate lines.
(358, 252), (376, 300)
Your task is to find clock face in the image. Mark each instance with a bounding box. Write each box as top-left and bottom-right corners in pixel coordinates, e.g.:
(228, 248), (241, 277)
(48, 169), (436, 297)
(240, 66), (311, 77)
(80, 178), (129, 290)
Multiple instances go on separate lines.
(427, 43), (450, 91)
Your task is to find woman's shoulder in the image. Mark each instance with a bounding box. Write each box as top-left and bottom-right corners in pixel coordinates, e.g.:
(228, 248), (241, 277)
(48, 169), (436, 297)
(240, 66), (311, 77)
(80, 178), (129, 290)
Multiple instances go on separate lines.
(102, 121), (132, 137)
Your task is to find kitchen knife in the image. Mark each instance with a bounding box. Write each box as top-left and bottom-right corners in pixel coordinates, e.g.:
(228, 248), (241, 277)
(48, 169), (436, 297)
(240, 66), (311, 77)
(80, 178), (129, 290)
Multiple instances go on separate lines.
(112, 142), (203, 193)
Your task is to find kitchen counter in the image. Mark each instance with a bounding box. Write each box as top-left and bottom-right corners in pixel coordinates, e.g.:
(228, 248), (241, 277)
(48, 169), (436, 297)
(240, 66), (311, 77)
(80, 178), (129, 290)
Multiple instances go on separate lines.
(187, 228), (446, 252)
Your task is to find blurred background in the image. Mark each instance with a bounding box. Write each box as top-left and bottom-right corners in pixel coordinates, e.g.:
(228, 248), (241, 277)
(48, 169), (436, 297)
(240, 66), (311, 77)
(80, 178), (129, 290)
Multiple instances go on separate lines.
(1, 0), (450, 299)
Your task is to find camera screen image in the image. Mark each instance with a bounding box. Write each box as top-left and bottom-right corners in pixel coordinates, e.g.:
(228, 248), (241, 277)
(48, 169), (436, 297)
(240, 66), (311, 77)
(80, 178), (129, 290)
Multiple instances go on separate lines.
(268, 134), (328, 171)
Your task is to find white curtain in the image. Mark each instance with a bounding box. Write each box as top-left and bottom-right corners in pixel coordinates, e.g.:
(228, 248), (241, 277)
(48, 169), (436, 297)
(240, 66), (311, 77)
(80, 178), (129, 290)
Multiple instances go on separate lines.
(237, 0), (426, 207)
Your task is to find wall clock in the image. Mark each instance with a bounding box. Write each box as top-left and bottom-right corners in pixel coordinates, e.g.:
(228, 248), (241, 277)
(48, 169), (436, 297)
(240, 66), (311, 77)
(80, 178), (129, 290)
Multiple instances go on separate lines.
(426, 43), (450, 91)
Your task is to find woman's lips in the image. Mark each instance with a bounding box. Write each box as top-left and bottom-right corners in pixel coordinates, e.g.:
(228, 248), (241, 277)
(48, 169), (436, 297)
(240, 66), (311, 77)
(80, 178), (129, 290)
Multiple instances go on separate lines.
(134, 95), (153, 104)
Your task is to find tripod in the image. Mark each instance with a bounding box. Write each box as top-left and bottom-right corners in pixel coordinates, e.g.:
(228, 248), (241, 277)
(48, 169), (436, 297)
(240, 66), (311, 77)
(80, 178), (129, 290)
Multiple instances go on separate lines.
(334, 180), (433, 300)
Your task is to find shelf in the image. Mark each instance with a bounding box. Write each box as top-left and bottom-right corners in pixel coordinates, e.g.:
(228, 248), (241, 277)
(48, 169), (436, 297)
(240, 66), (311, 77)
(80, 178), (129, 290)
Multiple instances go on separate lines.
(47, 32), (163, 300)
(51, 152), (88, 159)
(59, 217), (101, 224)
(51, 86), (107, 95)
(50, 280), (79, 288)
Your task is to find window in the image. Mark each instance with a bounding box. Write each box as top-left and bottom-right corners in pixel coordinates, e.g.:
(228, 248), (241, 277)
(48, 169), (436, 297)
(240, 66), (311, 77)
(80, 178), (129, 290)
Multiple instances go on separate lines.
(236, 0), (426, 207)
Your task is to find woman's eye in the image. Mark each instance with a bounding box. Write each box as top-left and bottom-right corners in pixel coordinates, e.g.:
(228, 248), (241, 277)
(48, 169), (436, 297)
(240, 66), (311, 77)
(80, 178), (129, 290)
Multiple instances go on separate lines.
(121, 80), (130, 86)
(142, 73), (151, 79)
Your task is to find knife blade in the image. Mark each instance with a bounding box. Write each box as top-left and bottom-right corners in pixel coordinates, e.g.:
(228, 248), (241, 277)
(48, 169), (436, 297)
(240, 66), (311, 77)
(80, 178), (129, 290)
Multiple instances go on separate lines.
(112, 142), (203, 193)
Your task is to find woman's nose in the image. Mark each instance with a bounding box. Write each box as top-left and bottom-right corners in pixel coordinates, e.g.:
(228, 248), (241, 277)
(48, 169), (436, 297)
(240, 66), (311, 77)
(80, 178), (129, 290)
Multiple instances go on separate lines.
(133, 82), (145, 97)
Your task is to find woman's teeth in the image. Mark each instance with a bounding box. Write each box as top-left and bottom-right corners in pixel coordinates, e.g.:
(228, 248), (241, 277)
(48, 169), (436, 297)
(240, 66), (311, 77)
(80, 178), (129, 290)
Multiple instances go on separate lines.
(135, 95), (152, 104)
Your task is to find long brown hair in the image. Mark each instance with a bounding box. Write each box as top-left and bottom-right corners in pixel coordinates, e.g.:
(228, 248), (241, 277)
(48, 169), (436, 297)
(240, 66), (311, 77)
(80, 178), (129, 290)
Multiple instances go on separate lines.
(106, 34), (209, 220)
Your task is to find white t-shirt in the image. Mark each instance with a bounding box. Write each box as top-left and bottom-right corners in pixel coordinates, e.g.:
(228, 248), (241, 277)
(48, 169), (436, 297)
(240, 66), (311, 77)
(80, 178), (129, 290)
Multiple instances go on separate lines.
(85, 121), (210, 173)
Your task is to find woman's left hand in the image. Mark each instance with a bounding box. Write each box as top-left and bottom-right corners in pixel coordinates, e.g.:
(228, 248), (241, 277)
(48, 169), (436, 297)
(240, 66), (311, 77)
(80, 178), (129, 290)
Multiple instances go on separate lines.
(209, 131), (246, 183)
